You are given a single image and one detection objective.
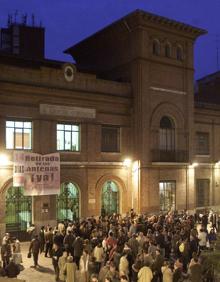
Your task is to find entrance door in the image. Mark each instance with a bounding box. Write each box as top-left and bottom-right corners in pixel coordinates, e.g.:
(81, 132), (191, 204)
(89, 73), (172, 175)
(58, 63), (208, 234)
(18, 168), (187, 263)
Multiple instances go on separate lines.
(57, 182), (79, 221)
(5, 186), (32, 241)
(101, 181), (119, 216)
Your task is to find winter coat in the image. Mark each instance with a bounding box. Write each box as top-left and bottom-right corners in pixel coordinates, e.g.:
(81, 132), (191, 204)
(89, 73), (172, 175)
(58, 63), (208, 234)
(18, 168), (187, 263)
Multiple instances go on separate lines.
(73, 237), (84, 258)
(29, 238), (40, 254)
(58, 255), (67, 281)
(138, 266), (153, 282)
(119, 255), (129, 276)
(63, 262), (77, 282)
(5, 261), (20, 278)
(161, 266), (173, 282)
(189, 263), (203, 282)
(79, 254), (89, 282)
(93, 245), (104, 263)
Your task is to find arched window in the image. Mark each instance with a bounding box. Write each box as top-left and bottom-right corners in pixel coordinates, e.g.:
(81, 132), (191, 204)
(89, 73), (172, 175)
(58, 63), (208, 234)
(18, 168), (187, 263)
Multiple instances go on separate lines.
(101, 180), (119, 216)
(5, 186), (32, 239)
(165, 43), (172, 58)
(159, 116), (175, 151)
(57, 182), (79, 221)
(177, 45), (183, 60)
(153, 39), (160, 56)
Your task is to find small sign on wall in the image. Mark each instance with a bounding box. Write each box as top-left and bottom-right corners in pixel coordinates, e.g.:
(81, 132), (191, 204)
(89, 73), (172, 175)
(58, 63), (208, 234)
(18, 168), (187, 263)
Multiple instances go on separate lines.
(89, 199), (96, 204)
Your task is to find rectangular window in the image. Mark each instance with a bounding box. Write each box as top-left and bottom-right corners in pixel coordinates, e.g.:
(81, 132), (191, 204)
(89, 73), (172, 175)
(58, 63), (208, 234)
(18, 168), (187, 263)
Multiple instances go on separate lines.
(56, 124), (80, 151)
(196, 179), (210, 207)
(6, 121), (32, 150)
(159, 181), (176, 211)
(196, 132), (209, 155)
(101, 126), (120, 153)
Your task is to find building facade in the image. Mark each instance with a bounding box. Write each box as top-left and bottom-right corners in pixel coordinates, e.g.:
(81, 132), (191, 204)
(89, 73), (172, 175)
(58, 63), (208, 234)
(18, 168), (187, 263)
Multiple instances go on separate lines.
(0, 10), (218, 239)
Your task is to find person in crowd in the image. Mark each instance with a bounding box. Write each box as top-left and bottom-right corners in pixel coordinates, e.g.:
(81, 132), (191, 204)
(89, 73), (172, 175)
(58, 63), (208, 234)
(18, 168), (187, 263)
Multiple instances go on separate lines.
(45, 227), (53, 258)
(52, 243), (63, 282)
(188, 256), (202, 282)
(29, 234), (40, 268)
(39, 226), (45, 253)
(12, 238), (22, 265)
(93, 241), (104, 272)
(5, 257), (20, 278)
(161, 261), (173, 282)
(119, 251), (129, 278)
(152, 248), (164, 282)
(58, 250), (68, 282)
(79, 249), (90, 282)
(1, 239), (12, 268)
(63, 255), (77, 282)
(2, 233), (10, 245)
(73, 236), (84, 268)
(198, 228), (207, 252)
(138, 261), (153, 282)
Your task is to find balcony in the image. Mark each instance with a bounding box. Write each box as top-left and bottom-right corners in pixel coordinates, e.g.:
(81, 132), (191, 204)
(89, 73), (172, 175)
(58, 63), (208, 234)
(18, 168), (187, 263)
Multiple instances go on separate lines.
(151, 149), (188, 163)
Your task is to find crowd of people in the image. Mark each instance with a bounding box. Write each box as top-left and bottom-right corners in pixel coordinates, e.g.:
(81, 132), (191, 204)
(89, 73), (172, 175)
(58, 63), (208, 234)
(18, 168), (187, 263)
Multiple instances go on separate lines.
(0, 209), (219, 282)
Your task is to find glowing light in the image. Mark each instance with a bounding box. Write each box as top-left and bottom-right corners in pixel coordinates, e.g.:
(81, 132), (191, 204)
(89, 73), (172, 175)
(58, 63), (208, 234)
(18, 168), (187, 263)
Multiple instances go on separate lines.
(0, 154), (9, 166)
(123, 158), (132, 167)
(189, 162), (199, 168)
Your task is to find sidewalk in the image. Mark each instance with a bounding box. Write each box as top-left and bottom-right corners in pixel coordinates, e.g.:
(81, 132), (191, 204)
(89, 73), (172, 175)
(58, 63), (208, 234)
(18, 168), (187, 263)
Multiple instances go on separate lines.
(17, 242), (55, 282)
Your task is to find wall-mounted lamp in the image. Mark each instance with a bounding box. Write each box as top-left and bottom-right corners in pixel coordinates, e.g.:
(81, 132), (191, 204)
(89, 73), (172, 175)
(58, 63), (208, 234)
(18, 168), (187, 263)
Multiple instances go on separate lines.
(123, 158), (132, 168)
(0, 154), (9, 166)
(189, 162), (199, 168)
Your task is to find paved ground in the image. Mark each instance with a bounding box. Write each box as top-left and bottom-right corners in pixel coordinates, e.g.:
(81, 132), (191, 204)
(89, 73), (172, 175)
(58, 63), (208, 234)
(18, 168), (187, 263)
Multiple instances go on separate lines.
(17, 242), (55, 282)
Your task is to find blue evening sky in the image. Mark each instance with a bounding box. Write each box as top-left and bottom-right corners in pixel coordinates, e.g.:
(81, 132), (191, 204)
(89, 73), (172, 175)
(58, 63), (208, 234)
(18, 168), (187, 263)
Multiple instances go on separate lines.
(0, 0), (219, 79)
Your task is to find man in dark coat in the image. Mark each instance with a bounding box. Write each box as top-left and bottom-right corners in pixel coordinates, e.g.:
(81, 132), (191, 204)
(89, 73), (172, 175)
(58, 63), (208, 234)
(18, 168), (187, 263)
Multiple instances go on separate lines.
(45, 227), (53, 257)
(189, 258), (202, 282)
(63, 230), (75, 256)
(1, 240), (12, 268)
(39, 226), (45, 253)
(52, 243), (63, 282)
(73, 236), (83, 268)
(29, 235), (41, 267)
(152, 249), (164, 282)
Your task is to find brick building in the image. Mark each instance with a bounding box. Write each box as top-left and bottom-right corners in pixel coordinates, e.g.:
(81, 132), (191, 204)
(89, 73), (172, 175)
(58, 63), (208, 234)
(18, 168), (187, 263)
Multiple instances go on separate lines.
(0, 10), (218, 239)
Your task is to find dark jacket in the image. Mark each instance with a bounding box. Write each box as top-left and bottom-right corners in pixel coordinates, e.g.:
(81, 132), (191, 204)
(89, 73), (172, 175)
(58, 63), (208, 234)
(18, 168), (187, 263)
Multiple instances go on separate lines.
(52, 247), (63, 267)
(29, 238), (40, 254)
(5, 261), (20, 278)
(190, 263), (203, 282)
(73, 237), (83, 258)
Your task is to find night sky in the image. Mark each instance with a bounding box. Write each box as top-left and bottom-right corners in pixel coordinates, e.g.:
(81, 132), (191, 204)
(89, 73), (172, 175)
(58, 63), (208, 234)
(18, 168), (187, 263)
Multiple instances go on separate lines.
(0, 0), (220, 79)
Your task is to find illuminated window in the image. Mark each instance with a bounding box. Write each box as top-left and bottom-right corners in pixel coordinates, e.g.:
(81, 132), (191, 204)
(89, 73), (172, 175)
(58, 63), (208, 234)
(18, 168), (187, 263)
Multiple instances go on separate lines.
(153, 39), (160, 56)
(57, 124), (80, 151)
(101, 126), (120, 152)
(6, 121), (32, 150)
(159, 181), (176, 211)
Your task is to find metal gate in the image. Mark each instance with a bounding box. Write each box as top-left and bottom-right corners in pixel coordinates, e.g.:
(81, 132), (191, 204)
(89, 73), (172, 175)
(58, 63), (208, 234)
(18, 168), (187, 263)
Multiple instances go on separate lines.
(5, 186), (32, 241)
(101, 181), (119, 216)
(57, 182), (79, 221)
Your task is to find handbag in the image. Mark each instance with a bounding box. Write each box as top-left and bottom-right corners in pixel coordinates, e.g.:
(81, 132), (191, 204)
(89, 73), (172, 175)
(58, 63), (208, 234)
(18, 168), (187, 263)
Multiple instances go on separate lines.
(27, 252), (32, 258)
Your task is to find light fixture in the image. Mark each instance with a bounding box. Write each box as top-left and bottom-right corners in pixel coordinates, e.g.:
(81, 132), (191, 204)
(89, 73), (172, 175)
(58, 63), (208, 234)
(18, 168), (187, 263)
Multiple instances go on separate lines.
(123, 158), (132, 167)
(0, 154), (9, 166)
(189, 162), (199, 168)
